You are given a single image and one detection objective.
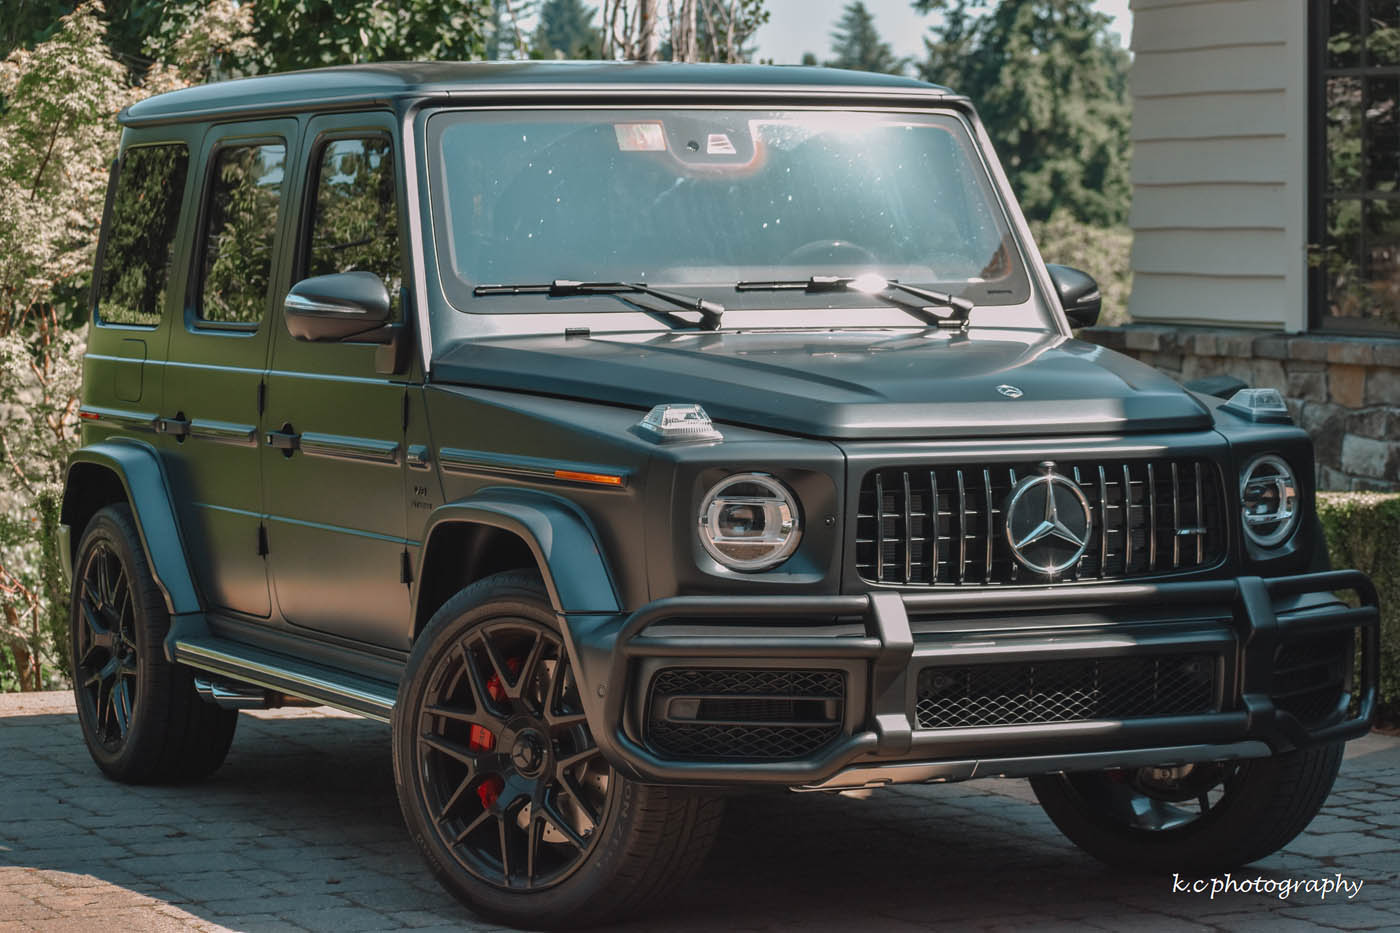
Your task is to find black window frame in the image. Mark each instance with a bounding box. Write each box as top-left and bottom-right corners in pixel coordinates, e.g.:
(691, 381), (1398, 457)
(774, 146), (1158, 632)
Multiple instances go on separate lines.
(92, 141), (192, 330)
(295, 130), (404, 318)
(190, 136), (290, 332)
(1310, 0), (1400, 335)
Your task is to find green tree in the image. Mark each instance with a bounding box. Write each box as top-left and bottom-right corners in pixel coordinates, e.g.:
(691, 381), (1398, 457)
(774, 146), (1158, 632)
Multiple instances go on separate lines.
(0, 2), (137, 690)
(488, 0), (537, 58)
(533, 0), (600, 58)
(827, 1), (906, 75)
(251, 0), (493, 72)
(914, 0), (1131, 227)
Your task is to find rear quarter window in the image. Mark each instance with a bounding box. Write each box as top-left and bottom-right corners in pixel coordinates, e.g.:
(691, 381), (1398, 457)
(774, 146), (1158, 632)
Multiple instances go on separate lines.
(95, 143), (190, 327)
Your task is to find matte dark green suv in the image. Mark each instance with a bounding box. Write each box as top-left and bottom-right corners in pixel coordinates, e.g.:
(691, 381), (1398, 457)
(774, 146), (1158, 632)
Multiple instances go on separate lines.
(65, 62), (1381, 928)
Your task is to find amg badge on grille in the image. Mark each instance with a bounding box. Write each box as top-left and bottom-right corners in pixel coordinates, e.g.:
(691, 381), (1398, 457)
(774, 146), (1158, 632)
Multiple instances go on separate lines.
(1004, 461), (1093, 575)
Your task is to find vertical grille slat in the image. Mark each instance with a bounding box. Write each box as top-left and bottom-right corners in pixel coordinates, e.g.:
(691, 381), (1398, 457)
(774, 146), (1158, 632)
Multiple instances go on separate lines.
(858, 457), (1225, 587)
(1097, 465), (1109, 580)
(929, 470), (940, 584)
(902, 471), (913, 584)
(1147, 462), (1158, 571)
(1122, 464), (1134, 575)
(1194, 461), (1205, 565)
(982, 468), (994, 585)
(956, 469), (968, 585)
(1171, 462), (1181, 570)
(874, 471), (886, 583)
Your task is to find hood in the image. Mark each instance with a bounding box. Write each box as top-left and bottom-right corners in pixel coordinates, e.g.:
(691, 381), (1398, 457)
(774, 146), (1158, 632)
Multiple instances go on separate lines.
(430, 329), (1212, 439)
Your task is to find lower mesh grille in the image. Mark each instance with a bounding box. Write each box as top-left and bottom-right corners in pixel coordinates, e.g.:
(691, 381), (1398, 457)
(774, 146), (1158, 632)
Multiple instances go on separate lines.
(915, 654), (1218, 729)
(1272, 630), (1354, 726)
(645, 668), (844, 761)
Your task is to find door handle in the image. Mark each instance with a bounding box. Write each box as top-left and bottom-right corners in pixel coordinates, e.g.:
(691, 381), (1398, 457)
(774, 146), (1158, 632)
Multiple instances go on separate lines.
(156, 415), (190, 438)
(264, 425), (300, 452)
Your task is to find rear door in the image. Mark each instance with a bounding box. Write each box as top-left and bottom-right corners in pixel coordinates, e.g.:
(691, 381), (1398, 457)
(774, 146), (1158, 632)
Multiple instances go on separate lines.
(84, 133), (196, 455)
(161, 120), (297, 620)
(260, 111), (413, 649)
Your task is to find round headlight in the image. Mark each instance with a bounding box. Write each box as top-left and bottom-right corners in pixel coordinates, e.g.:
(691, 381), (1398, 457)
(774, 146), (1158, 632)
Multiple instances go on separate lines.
(697, 473), (802, 572)
(1239, 454), (1299, 547)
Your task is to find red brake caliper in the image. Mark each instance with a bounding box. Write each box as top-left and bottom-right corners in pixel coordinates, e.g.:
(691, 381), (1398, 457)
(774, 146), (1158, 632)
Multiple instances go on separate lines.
(473, 656), (523, 809)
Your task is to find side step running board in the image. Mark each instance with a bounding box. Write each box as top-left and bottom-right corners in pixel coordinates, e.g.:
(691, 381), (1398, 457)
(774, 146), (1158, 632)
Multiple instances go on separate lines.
(173, 634), (397, 722)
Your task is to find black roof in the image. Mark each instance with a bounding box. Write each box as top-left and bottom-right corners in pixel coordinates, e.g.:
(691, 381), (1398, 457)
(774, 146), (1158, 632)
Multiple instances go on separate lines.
(120, 61), (957, 126)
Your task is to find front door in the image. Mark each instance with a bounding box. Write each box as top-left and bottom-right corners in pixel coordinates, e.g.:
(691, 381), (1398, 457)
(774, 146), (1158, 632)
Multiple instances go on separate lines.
(162, 120), (297, 620)
(261, 112), (413, 649)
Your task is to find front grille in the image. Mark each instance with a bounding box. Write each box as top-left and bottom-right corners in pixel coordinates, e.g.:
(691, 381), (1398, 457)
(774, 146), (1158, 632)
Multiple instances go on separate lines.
(856, 458), (1226, 586)
(1272, 630), (1354, 726)
(915, 654), (1218, 729)
(645, 668), (844, 761)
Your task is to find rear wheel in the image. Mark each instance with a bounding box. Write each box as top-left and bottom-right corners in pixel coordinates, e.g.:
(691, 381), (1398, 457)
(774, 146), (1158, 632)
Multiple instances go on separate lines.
(393, 571), (723, 929)
(1030, 743), (1344, 871)
(70, 503), (238, 783)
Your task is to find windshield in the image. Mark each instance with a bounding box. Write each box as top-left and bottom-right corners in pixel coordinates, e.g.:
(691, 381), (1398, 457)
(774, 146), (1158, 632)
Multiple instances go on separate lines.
(426, 108), (1032, 319)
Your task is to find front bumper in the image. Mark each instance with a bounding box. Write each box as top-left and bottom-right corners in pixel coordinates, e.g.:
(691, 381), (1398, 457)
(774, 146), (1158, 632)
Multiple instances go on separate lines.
(567, 570), (1380, 789)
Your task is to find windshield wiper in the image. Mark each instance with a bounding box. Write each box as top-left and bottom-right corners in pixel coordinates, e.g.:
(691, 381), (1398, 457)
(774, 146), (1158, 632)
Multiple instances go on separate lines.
(473, 279), (724, 331)
(735, 275), (975, 331)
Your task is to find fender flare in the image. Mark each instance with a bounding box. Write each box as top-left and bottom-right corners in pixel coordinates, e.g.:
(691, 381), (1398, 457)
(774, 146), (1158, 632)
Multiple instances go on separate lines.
(413, 486), (622, 620)
(62, 440), (201, 617)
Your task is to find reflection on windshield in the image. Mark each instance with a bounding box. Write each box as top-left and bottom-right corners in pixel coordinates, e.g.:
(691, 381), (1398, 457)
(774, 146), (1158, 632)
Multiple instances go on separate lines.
(427, 109), (1029, 312)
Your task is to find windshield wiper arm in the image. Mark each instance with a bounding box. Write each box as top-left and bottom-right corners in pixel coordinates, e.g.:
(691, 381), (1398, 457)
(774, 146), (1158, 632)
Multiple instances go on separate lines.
(735, 275), (975, 330)
(473, 279), (724, 331)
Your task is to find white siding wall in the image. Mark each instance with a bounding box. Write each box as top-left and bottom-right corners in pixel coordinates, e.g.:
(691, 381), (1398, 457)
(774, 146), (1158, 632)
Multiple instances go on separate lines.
(1129, 0), (1309, 331)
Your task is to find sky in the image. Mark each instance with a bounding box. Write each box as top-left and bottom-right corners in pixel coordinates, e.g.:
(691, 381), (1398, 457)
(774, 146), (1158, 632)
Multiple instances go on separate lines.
(753, 0), (1133, 65)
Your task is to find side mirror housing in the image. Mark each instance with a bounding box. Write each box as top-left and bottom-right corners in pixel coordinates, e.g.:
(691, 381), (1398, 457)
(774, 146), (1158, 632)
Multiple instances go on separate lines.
(1046, 264), (1102, 329)
(284, 271), (391, 342)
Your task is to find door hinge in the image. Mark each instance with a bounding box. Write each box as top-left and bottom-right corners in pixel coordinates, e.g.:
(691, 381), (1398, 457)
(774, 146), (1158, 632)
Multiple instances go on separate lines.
(402, 391), (410, 431)
(257, 380), (266, 415)
(257, 523), (269, 556)
(400, 549), (413, 586)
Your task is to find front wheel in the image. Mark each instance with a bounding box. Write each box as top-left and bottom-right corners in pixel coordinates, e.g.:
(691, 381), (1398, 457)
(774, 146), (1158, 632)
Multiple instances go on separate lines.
(1029, 743), (1344, 871)
(392, 571), (723, 929)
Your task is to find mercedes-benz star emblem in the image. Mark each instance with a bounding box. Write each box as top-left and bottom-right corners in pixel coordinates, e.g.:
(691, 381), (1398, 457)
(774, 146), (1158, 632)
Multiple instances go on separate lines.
(1004, 462), (1093, 575)
(996, 384), (1023, 398)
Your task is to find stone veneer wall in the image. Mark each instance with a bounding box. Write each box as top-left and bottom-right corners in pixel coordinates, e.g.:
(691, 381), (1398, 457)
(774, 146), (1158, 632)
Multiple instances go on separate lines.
(1081, 326), (1400, 492)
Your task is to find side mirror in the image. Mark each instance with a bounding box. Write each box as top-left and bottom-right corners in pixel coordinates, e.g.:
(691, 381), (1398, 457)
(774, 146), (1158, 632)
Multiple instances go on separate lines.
(1046, 264), (1101, 329)
(284, 271), (391, 341)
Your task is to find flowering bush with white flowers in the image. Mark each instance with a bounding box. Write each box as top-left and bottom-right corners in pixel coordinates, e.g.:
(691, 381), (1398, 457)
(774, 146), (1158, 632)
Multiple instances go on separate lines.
(0, 2), (257, 689)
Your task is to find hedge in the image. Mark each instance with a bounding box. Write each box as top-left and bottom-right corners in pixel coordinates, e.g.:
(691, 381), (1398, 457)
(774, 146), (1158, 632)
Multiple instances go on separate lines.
(1317, 492), (1400, 722)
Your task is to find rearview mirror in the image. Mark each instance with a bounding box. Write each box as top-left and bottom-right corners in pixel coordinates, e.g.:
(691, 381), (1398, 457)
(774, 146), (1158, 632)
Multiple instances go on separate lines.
(284, 271), (391, 342)
(1046, 264), (1101, 329)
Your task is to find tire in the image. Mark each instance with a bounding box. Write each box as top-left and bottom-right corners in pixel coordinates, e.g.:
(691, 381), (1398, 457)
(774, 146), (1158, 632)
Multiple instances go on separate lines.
(1030, 742), (1344, 871)
(393, 570), (723, 929)
(70, 503), (238, 783)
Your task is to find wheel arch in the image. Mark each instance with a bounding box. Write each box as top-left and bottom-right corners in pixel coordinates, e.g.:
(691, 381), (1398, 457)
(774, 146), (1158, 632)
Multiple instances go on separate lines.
(62, 441), (201, 617)
(411, 487), (622, 641)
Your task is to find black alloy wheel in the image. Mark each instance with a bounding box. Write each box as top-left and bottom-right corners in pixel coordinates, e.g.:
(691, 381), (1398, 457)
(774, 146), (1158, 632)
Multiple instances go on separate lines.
(413, 615), (609, 890)
(69, 503), (239, 783)
(1051, 761), (1242, 833)
(73, 538), (141, 748)
(395, 571), (723, 929)
(1030, 743), (1344, 871)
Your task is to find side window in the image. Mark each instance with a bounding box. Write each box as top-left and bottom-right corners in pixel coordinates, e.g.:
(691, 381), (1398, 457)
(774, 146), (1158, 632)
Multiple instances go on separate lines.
(198, 143), (286, 324)
(305, 137), (403, 316)
(95, 144), (190, 326)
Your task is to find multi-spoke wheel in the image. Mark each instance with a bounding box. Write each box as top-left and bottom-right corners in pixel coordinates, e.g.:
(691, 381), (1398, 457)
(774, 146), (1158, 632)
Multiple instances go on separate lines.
(70, 504), (238, 783)
(1030, 743), (1344, 871)
(74, 538), (140, 747)
(394, 571), (723, 929)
